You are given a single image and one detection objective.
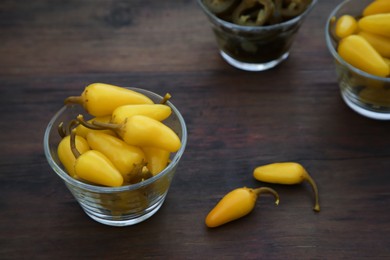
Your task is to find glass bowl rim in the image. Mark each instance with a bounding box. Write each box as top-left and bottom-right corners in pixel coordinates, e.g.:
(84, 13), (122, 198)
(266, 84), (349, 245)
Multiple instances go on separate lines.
(43, 87), (188, 193)
(325, 0), (390, 83)
(197, 0), (318, 32)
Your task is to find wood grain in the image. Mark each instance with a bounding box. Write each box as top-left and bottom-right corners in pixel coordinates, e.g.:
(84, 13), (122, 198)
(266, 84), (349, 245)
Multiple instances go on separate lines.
(1, 0), (389, 258)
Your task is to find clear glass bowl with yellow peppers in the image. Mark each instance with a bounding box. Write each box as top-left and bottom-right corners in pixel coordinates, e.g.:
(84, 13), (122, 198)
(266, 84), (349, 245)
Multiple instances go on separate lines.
(44, 83), (187, 226)
(326, 0), (390, 120)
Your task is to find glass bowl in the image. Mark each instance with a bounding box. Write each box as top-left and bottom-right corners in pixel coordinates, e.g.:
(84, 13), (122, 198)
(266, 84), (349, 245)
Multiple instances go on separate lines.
(44, 87), (187, 226)
(325, 0), (390, 120)
(197, 0), (318, 71)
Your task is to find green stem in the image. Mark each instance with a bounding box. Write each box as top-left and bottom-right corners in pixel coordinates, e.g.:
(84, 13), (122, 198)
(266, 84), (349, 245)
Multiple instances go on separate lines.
(253, 187), (280, 205)
(70, 129), (81, 159)
(58, 122), (66, 138)
(64, 96), (83, 105)
(160, 93), (172, 104)
(328, 16), (339, 43)
(67, 119), (79, 133)
(304, 172), (320, 212)
(76, 114), (107, 130)
(92, 120), (122, 131)
(127, 160), (152, 184)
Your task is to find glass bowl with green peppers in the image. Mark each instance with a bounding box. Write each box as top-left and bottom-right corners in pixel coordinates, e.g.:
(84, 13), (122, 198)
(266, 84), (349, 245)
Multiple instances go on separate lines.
(44, 86), (188, 226)
(197, 0), (317, 71)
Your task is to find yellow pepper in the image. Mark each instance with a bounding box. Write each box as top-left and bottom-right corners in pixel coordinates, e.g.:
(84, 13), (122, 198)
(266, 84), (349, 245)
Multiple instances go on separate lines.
(335, 15), (358, 39)
(74, 150), (124, 187)
(99, 191), (148, 216)
(253, 162), (320, 212)
(86, 132), (146, 183)
(358, 13), (390, 38)
(363, 0), (390, 16)
(70, 130), (123, 187)
(91, 115), (181, 152)
(337, 35), (389, 77)
(205, 187), (279, 228)
(359, 87), (390, 107)
(75, 116), (116, 138)
(383, 57), (390, 67)
(64, 83), (154, 117)
(111, 104), (172, 124)
(142, 147), (171, 175)
(358, 31), (390, 58)
(57, 135), (90, 178)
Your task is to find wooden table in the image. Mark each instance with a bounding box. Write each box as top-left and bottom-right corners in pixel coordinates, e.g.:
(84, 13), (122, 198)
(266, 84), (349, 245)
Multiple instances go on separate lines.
(1, 0), (389, 258)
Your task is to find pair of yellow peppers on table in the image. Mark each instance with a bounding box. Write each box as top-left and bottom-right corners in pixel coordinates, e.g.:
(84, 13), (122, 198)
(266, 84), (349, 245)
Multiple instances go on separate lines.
(334, 0), (390, 77)
(205, 162), (320, 228)
(57, 83), (181, 187)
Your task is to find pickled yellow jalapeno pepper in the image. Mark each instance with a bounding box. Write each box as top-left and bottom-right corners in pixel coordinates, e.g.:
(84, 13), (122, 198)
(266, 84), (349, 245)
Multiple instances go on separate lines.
(358, 14), (390, 38)
(142, 147), (171, 175)
(335, 15), (358, 39)
(338, 35), (389, 77)
(110, 104), (172, 124)
(86, 132), (146, 183)
(57, 133), (90, 178)
(57, 120), (90, 178)
(205, 187), (279, 228)
(64, 83), (154, 117)
(89, 115), (181, 153)
(358, 31), (390, 59)
(232, 0), (275, 26)
(70, 129), (123, 187)
(363, 0), (390, 16)
(253, 162), (320, 212)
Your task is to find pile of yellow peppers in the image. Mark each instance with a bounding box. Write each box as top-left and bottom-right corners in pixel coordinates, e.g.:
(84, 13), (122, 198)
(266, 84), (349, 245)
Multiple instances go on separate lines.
(334, 0), (390, 77)
(57, 83), (181, 187)
(205, 162), (320, 228)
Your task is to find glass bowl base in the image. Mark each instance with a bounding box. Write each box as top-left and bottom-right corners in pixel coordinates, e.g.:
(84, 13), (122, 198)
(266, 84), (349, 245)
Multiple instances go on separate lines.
(220, 50), (289, 72)
(341, 91), (390, 120)
(82, 196), (166, 227)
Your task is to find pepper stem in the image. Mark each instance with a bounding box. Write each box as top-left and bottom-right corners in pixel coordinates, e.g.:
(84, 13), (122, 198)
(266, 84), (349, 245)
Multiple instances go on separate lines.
(92, 120), (122, 130)
(64, 96), (83, 105)
(253, 187), (280, 205)
(58, 122), (67, 138)
(328, 16), (339, 43)
(303, 171), (320, 212)
(127, 159), (153, 184)
(76, 114), (107, 130)
(160, 93), (172, 104)
(70, 128), (81, 159)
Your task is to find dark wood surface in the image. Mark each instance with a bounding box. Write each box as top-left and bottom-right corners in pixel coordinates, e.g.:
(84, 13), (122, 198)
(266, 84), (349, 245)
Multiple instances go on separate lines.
(1, 0), (389, 259)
